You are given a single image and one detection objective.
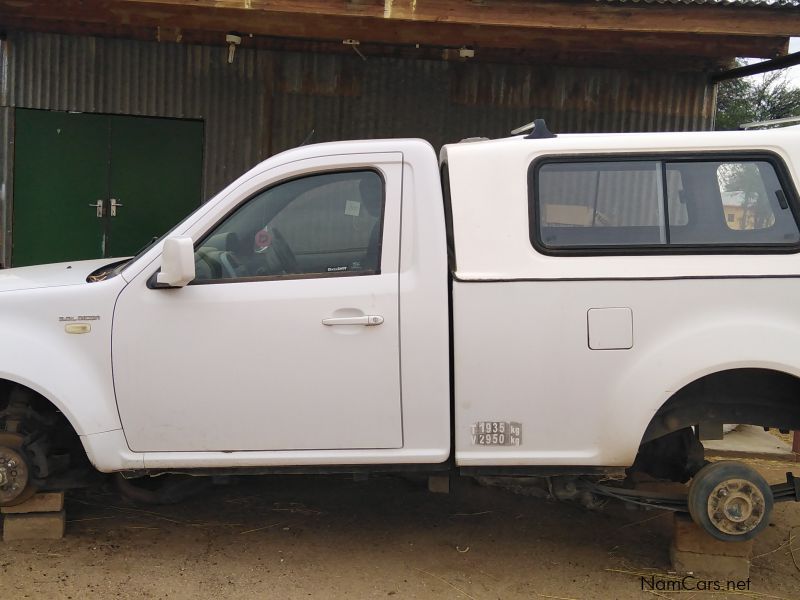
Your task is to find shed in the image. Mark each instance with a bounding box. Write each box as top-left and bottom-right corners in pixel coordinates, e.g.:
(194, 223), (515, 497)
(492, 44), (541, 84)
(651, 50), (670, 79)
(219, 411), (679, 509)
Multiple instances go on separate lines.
(0, 0), (797, 266)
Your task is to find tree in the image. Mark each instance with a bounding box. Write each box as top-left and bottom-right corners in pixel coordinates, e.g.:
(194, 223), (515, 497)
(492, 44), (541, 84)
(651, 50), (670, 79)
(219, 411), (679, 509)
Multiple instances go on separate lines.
(715, 66), (800, 130)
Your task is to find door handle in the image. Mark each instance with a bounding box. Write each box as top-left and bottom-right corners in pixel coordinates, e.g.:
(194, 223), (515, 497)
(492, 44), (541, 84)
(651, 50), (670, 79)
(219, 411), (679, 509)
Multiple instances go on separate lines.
(89, 200), (105, 218)
(110, 198), (123, 217)
(322, 315), (384, 326)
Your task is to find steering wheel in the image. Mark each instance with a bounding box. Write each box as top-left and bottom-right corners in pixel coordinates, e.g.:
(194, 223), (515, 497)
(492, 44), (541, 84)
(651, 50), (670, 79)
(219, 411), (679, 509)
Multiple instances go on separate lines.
(219, 251), (244, 279)
(269, 227), (299, 274)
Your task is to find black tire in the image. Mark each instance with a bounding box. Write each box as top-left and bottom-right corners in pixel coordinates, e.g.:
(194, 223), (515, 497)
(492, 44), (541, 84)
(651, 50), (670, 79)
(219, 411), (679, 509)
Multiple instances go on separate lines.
(688, 461), (773, 542)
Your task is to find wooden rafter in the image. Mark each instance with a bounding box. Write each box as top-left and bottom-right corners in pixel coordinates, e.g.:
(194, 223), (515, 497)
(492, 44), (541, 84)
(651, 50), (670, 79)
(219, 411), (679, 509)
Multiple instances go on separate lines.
(19, 0), (800, 37)
(0, 0), (795, 61)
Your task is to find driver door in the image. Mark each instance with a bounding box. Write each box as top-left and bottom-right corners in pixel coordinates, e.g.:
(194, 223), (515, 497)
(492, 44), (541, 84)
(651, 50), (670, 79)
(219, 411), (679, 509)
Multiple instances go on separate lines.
(112, 154), (403, 452)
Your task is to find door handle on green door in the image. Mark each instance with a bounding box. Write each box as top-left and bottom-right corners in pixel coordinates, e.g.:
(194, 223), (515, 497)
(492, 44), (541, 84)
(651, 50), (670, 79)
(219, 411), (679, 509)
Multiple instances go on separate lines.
(110, 198), (124, 217)
(89, 200), (105, 218)
(322, 315), (384, 326)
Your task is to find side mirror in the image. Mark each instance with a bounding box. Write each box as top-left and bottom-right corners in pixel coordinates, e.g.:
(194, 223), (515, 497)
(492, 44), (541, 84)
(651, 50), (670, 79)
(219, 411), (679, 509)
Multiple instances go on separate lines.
(156, 236), (196, 287)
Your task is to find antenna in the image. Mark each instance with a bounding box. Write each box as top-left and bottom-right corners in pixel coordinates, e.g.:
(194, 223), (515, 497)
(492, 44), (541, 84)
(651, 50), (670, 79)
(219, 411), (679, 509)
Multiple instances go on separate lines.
(300, 129), (315, 147)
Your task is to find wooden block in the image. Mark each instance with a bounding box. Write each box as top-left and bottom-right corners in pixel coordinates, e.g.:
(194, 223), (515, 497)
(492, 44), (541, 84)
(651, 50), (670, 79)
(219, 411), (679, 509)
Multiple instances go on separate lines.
(428, 474), (450, 494)
(2, 510), (65, 541)
(673, 514), (753, 557)
(670, 545), (750, 579)
(1, 492), (64, 514)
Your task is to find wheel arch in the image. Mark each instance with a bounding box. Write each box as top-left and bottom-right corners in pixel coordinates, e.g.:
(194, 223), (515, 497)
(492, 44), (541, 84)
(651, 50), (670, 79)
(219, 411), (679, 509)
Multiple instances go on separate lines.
(0, 375), (85, 439)
(0, 377), (95, 483)
(640, 366), (800, 445)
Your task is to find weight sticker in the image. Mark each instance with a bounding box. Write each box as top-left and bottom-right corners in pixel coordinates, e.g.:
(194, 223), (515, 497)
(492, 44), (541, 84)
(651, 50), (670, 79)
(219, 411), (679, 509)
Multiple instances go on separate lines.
(471, 421), (522, 446)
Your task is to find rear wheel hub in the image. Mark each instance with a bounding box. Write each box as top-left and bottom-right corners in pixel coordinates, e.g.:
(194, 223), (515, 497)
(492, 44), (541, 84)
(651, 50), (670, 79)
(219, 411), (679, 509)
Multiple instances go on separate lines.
(708, 478), (765, 535)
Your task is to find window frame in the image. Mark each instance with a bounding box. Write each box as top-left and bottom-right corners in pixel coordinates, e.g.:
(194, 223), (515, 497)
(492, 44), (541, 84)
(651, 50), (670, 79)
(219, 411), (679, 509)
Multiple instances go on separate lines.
(528, 151), (800, 257)
(190, 167), (387, 285)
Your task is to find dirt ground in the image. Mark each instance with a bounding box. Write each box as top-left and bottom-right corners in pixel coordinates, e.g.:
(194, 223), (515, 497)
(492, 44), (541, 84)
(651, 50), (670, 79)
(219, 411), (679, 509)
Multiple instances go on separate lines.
(2, 462), (799, 600)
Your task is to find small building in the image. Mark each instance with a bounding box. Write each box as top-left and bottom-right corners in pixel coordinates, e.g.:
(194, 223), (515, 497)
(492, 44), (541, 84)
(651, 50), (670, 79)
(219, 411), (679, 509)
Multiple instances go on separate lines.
(0, 0), (797, 267)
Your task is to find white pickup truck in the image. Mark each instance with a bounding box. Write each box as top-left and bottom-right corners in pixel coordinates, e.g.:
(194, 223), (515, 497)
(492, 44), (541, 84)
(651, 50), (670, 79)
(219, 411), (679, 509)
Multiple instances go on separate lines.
(1, 121), (799, 542)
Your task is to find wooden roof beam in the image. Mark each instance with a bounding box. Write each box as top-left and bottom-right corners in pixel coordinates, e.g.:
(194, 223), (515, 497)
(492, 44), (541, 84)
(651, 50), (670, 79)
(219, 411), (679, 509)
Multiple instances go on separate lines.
(0, 1), (792, 60)
(2, 13), (785, 65)
(104, 0), (800, 38)
(3, 0), (800, 38)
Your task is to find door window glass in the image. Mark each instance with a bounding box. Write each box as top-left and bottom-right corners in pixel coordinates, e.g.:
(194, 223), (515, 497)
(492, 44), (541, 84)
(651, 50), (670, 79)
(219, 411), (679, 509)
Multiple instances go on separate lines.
(194, 170), (384, 281)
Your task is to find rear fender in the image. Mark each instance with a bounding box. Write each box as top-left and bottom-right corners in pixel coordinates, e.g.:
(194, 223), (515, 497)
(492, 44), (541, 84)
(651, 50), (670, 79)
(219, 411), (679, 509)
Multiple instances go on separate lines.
(605, 319), (800, 465)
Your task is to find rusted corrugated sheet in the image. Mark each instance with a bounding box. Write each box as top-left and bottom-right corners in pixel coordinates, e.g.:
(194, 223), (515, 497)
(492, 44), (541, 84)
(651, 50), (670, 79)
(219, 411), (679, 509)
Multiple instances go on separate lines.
(448, 63), (715, 135)
(1, 31), (715, 203)
(0, 105), (10, 268)
(0, 37), (10, 267)
(270, 56), (715, 153)
(269, 56), (454, 153)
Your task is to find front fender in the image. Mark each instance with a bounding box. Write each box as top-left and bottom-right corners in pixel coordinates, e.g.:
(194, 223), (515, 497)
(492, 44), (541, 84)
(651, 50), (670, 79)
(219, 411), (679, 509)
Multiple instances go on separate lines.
(0, 278), (127, 437)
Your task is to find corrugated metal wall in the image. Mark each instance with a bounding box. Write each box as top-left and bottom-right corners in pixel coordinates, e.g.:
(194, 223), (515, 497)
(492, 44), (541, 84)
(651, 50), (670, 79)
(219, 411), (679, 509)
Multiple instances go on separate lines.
(0, 37), (9, 266)
(0, 31), (716, 267)
(0, 105), (10, 267)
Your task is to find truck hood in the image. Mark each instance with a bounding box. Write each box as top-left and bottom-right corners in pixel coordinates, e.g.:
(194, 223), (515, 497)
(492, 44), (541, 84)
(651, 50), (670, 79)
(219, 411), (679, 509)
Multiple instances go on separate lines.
(0, 258), (125, 293)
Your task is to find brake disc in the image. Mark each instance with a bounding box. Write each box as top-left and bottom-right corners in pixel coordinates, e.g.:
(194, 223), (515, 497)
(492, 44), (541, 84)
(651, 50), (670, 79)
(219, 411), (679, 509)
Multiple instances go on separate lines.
(0, 432), (37, 506)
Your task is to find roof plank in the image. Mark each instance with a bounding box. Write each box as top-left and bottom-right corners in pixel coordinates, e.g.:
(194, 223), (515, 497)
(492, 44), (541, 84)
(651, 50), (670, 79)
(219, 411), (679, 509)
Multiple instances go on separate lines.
(114, 0), (800, 37)
(0, 0), (793, 63)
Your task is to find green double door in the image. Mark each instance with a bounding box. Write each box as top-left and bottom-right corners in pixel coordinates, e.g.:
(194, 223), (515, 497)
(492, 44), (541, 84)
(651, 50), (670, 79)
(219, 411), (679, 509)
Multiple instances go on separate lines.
(13, 109), (203, 267)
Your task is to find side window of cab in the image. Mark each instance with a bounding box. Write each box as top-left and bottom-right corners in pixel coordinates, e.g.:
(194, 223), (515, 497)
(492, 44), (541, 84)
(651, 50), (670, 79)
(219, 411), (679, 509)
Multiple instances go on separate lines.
(194, 170), (385, 282)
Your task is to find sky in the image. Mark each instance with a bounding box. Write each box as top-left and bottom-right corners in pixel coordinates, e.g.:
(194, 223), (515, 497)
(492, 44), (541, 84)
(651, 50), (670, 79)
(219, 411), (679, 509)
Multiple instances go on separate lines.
(739, 37), (799, 91)
(781, 37), (799, 88)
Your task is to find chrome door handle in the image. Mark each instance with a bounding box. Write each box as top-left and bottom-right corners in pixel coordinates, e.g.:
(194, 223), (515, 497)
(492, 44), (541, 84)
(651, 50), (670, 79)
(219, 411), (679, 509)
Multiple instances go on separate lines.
(89, 200), (105, 218)
(110, 198), (123, 217)
(322, 315), (384, 326)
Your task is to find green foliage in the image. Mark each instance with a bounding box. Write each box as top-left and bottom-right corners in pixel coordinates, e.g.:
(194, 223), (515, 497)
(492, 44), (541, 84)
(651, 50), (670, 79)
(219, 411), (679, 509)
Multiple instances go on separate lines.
(715, 67), (800, 130)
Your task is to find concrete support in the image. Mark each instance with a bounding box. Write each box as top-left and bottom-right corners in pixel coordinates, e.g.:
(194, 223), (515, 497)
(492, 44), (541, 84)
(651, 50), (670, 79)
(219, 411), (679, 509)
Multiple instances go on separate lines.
(671, 514), (752, 578)
(1, 491), (66, 541)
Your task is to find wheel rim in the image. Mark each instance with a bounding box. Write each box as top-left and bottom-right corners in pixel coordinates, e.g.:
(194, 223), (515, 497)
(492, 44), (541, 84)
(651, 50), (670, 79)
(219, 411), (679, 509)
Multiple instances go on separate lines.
(707, 477), (766, 536)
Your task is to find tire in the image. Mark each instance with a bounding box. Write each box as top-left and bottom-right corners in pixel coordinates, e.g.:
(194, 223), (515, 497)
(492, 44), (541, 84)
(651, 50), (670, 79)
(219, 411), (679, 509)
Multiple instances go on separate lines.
(688, 461), (773, 542)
